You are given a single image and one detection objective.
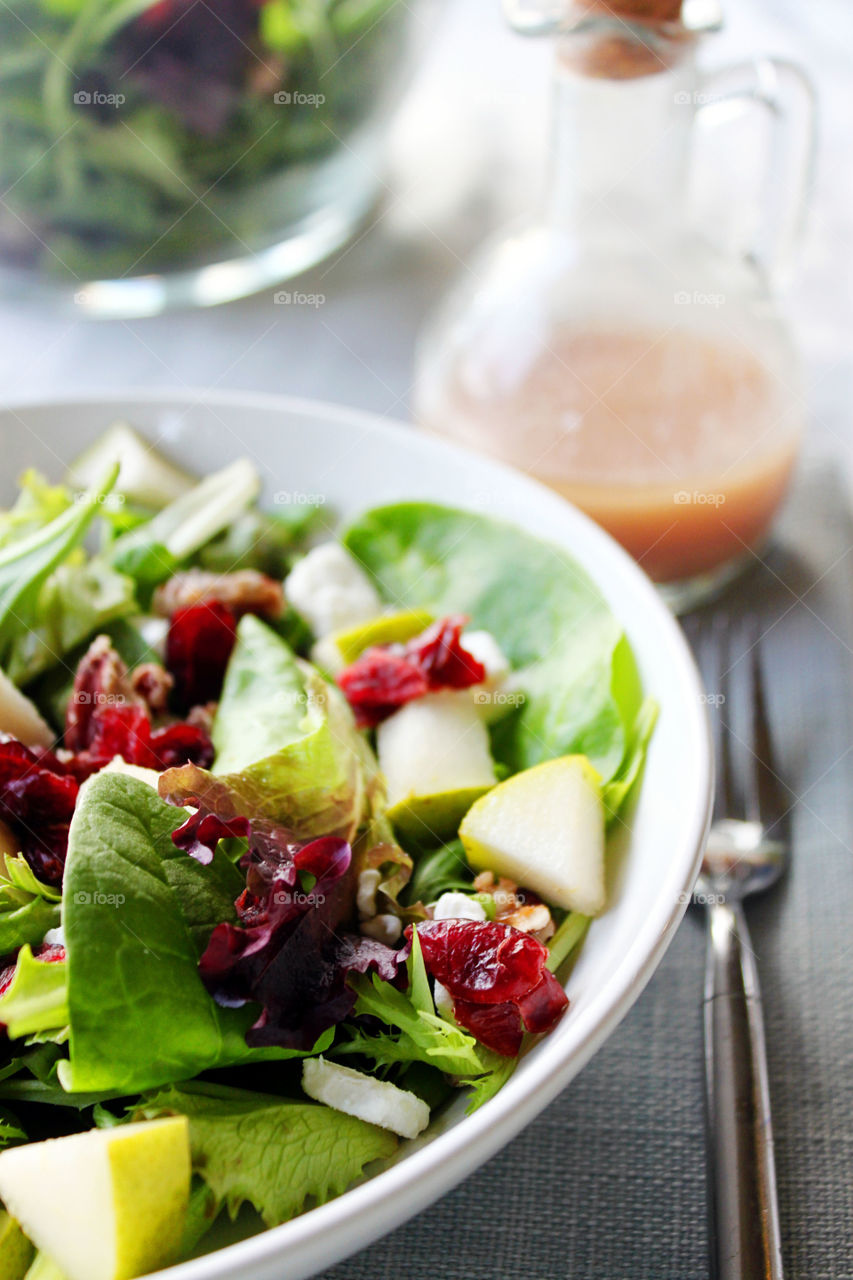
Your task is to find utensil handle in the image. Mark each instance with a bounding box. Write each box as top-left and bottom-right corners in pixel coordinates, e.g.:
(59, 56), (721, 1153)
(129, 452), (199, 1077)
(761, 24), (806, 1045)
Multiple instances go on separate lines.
(703, 900), (784, 1280)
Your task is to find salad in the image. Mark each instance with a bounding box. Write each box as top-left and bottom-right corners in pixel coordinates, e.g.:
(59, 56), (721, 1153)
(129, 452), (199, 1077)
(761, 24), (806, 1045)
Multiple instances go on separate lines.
(0, 0), (409, 281)
(0, 425), (654, 1280)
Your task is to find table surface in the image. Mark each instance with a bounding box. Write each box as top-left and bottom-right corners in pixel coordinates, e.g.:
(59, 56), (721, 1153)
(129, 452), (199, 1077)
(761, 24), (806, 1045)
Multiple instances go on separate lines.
(1, 1), (852, 1277)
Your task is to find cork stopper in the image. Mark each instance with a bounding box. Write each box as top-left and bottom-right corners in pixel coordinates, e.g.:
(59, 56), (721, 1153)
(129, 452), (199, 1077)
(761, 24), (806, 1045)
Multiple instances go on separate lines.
(575, 0), (683, 20)
(561, 0), (691, 78)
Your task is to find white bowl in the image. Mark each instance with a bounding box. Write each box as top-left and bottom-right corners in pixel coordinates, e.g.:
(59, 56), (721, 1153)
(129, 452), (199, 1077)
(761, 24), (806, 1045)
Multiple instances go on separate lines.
(0, 391), (712, 1280)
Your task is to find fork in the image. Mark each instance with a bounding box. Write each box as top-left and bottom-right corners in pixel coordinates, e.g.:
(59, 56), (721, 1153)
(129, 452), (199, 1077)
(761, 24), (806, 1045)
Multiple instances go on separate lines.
(684, 612), (789, 1280)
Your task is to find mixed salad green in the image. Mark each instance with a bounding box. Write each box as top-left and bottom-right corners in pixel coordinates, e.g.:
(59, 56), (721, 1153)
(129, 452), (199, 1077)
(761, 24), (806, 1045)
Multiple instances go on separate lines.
(0, 0), (409, 280)
(0, 426), (654, 1280)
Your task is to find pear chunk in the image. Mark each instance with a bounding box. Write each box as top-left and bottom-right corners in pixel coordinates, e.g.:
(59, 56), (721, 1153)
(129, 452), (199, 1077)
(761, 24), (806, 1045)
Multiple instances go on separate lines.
(0, 1211), (33, 1280)
(377, 692), (496, 843)
(312, 609), (433, 674)
(460, 755), (606, 915)
(0, 1119), (190, 1280)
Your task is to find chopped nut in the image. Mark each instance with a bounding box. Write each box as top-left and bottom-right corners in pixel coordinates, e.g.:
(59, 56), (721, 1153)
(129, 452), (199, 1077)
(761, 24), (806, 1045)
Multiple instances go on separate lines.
(501, 903), (555, 941)
(153, 569), (284, 620)
(472, 868), (555, 939)
(130, 662), (174, 713)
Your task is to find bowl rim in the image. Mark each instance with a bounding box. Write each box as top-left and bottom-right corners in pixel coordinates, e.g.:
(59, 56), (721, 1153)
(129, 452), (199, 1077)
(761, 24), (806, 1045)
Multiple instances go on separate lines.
(0, 388), (713, 1279)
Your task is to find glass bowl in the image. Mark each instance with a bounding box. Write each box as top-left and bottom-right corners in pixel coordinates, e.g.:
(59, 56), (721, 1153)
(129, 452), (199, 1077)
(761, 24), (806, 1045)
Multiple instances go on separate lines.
(0, 0), (425, 316)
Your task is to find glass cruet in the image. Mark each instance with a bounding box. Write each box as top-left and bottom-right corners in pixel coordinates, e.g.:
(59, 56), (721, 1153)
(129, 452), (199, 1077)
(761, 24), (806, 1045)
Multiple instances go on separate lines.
(413, 0), (816, 610)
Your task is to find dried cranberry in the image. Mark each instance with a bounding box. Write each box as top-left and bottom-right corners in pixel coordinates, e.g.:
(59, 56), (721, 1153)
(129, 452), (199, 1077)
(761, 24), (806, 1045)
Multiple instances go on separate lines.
(410, 919), (569, 1057)
(452, 999), (525, 1057)
(337, 650), (429, 729)
(405, 616), (486, 690)
(414, 920), (549, 1003)
(167, 602), (237, 713)
(66, 635), (141, 754)
(337, 616), (486, 728)
(0, 738), (79, 887)
(149, 722), (214, 771)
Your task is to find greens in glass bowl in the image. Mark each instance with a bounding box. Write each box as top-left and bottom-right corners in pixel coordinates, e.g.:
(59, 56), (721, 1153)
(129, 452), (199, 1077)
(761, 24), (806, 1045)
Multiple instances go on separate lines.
(0, 0), (419, 313)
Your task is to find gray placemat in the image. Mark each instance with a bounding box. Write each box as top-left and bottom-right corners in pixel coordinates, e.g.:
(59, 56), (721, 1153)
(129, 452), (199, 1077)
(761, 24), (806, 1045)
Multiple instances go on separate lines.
(317, 460), (853, 1280)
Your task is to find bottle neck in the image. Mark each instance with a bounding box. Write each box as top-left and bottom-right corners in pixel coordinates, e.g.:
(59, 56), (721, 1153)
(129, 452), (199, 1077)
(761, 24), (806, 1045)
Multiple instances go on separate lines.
(546, 34), (698, 230)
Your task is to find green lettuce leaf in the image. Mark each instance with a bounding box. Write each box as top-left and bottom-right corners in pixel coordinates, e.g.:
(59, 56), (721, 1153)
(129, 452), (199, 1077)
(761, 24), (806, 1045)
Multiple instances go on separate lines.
(403, 839), (473, 907)
(602, 696), (658, 822)
(0, 463), (119, 674)
(196, 506), (322, 578)
(0, 945), (68, 1040)
(0, 1116), (26, 1149)
(338, 935), (516, 1113)
(344, 503), (644, 787)
(0, 855), (61, 953)
(108, 459), (260, 591)
(337, 928), (486, 1078)
(0, 469), (72, 549)
(546, 911), (591, 973)
(207, 616), (370, 839)
(139, 1081), (397, 1227)
(61, 773), (330, 1094)
(5, 556), (136, 685)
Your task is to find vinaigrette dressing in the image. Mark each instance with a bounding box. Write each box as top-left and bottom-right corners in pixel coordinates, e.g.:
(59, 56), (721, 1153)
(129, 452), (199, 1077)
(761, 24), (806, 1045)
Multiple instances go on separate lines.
(414, 0), (813, 607)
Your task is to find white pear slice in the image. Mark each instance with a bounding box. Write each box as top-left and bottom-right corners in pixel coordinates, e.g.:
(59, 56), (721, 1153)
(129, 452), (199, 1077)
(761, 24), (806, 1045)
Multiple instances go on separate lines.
(460, 755), (606, 915)
(377, 691), (496, 842)
(0, 1211), (33, 1280)
(0, 1118), (190, 1280)
(0, 670), (54, 749)
(66, 423), (194, 509)
(302, 1058), (429, 1140)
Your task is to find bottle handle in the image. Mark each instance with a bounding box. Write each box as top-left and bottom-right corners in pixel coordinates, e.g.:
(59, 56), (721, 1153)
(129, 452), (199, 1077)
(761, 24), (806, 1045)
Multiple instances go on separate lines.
(693, 58), (816, 290)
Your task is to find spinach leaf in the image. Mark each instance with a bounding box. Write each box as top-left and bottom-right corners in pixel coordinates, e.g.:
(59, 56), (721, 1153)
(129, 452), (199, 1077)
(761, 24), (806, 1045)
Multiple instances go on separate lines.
(139, 1081), (397, 1227)
(403, 839), (473, 906)
(345, 503), (643, 784)
(61, 773), (329, 1094)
